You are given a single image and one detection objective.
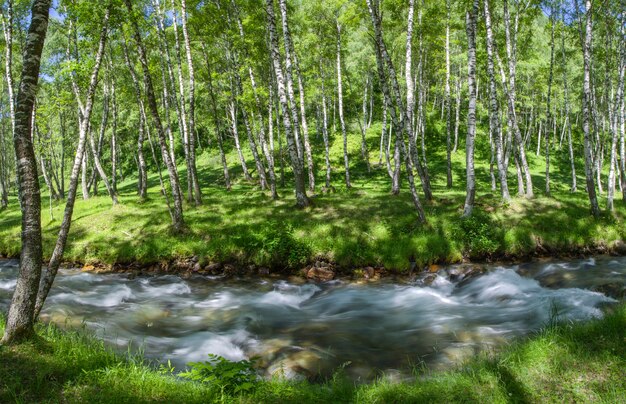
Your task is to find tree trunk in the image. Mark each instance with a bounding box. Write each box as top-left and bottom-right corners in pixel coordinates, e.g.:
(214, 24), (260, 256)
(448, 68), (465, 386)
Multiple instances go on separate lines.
(266, 0), (309, 207)
(88, 82), (117, 205)
(545, 5), (555, 196)
(1, 0), (16, 137)
(483, 0), (510, 202)
(336, 20), (351, 189)
(293, 53), (315, 192)
(445, 0), (453, 188)
(607, 30), (625, 211)
(122, 37), (148, 199)
(110, 74), (118, 195)
(229, 8), (277, 198)
(453, 77), (462, 153)
(151, 0), (178, 165)
(503, 0), (533, 198)
(180, 0), (202, 205)
(463, 0), (478, 217)
(579, 0), (600, 217)
(358, 76), (371, 173)
(2, 0), (51, 344)
(34, 8), (111, 319)
(278, 0), (303, 161)
(320, 64), (332, 190)
(366, 0), (426, 222)
(201, 43), (231, 191)
(125, 0), (185, 231)
(228, 100), (251, 181)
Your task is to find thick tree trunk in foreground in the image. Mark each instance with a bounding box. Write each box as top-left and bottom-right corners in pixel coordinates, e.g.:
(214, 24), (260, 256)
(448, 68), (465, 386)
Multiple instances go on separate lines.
(463, 0), (478, 217)
(2, 0), (51, 345)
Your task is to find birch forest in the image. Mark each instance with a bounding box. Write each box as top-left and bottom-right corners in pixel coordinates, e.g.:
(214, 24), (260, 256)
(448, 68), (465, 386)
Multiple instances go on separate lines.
(0, 0), (622, 221)
(1, 0), (626, 400)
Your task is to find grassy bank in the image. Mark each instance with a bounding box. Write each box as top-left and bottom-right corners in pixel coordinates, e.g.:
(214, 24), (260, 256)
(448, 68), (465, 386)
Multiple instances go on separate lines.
(1, 124), (626, 272)
(1, 304), (624, 403)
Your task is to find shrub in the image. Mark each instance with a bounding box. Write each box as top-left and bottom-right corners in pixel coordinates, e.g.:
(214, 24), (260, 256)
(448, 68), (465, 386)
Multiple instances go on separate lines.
(454, 211), (501, 257)
(253, 222), (311, 269)
(179, 354), (258, 395)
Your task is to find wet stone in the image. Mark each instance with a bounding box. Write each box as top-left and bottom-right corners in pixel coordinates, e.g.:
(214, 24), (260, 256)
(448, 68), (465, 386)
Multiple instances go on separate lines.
(306, 267), (334, 281)
(592, 283), (626, 299)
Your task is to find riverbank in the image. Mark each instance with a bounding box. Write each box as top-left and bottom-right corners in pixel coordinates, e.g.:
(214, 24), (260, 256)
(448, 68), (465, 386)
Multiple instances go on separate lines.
(1, 302), (624, 403)
(2, 125), (626, 274)
(1, 181), (626, 279)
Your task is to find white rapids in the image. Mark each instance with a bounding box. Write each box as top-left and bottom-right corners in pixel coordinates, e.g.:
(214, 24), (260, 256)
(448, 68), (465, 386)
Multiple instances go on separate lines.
(0, 256), (623, 380)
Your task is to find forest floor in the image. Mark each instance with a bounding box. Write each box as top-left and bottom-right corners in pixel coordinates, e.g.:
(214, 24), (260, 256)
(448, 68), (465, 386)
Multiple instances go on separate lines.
(1, 124), (626, 273)
(1, 303), (624, 403)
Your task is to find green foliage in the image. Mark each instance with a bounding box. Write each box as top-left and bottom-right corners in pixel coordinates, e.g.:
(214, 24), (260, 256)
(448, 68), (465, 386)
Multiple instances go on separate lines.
(179, 354), (259, 395)
(252, 222), (312, 269)
(455, 211), (502, 257)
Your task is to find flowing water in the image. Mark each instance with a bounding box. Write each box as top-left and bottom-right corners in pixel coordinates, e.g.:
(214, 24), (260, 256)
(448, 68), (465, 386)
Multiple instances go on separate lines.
(0, 257), (624, 381)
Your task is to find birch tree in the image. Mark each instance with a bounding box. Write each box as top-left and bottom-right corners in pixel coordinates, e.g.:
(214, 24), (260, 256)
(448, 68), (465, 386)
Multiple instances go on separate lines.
(2, 0), (51, 344)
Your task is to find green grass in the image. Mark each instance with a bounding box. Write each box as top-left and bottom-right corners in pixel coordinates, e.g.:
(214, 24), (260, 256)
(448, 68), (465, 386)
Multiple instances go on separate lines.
(1, 118), (625, 271)
(1, 304), (624, 403)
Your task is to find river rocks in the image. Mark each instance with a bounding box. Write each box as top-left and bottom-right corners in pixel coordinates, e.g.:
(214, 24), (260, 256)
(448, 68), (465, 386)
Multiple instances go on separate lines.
(223, 264), (237, 277)
(610, 240), (626, 255)
(204, 262), (222, 274)
(303, 262), (335, 281)
(306, 267), (334, 281)
(592, 283), (626, 299)
(428, 264), (442, 273)
(447, 264), (487, 285)
(441, 345), (475, 363)
(421, 274), (438, 287)
(266, 348), (334, 381)
(536, 272), (574, 289)
(352, 266), (380, 281)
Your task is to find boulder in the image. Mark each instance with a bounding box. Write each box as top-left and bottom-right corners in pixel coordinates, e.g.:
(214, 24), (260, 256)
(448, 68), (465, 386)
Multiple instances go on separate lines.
(592, 283), (626, 299)
(428, 264), (442, 273)
(611, 240), (626, 255)
(204, 262), (222, 273)
(223, 264), (237, 277)
(306, 267), (334, 281)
